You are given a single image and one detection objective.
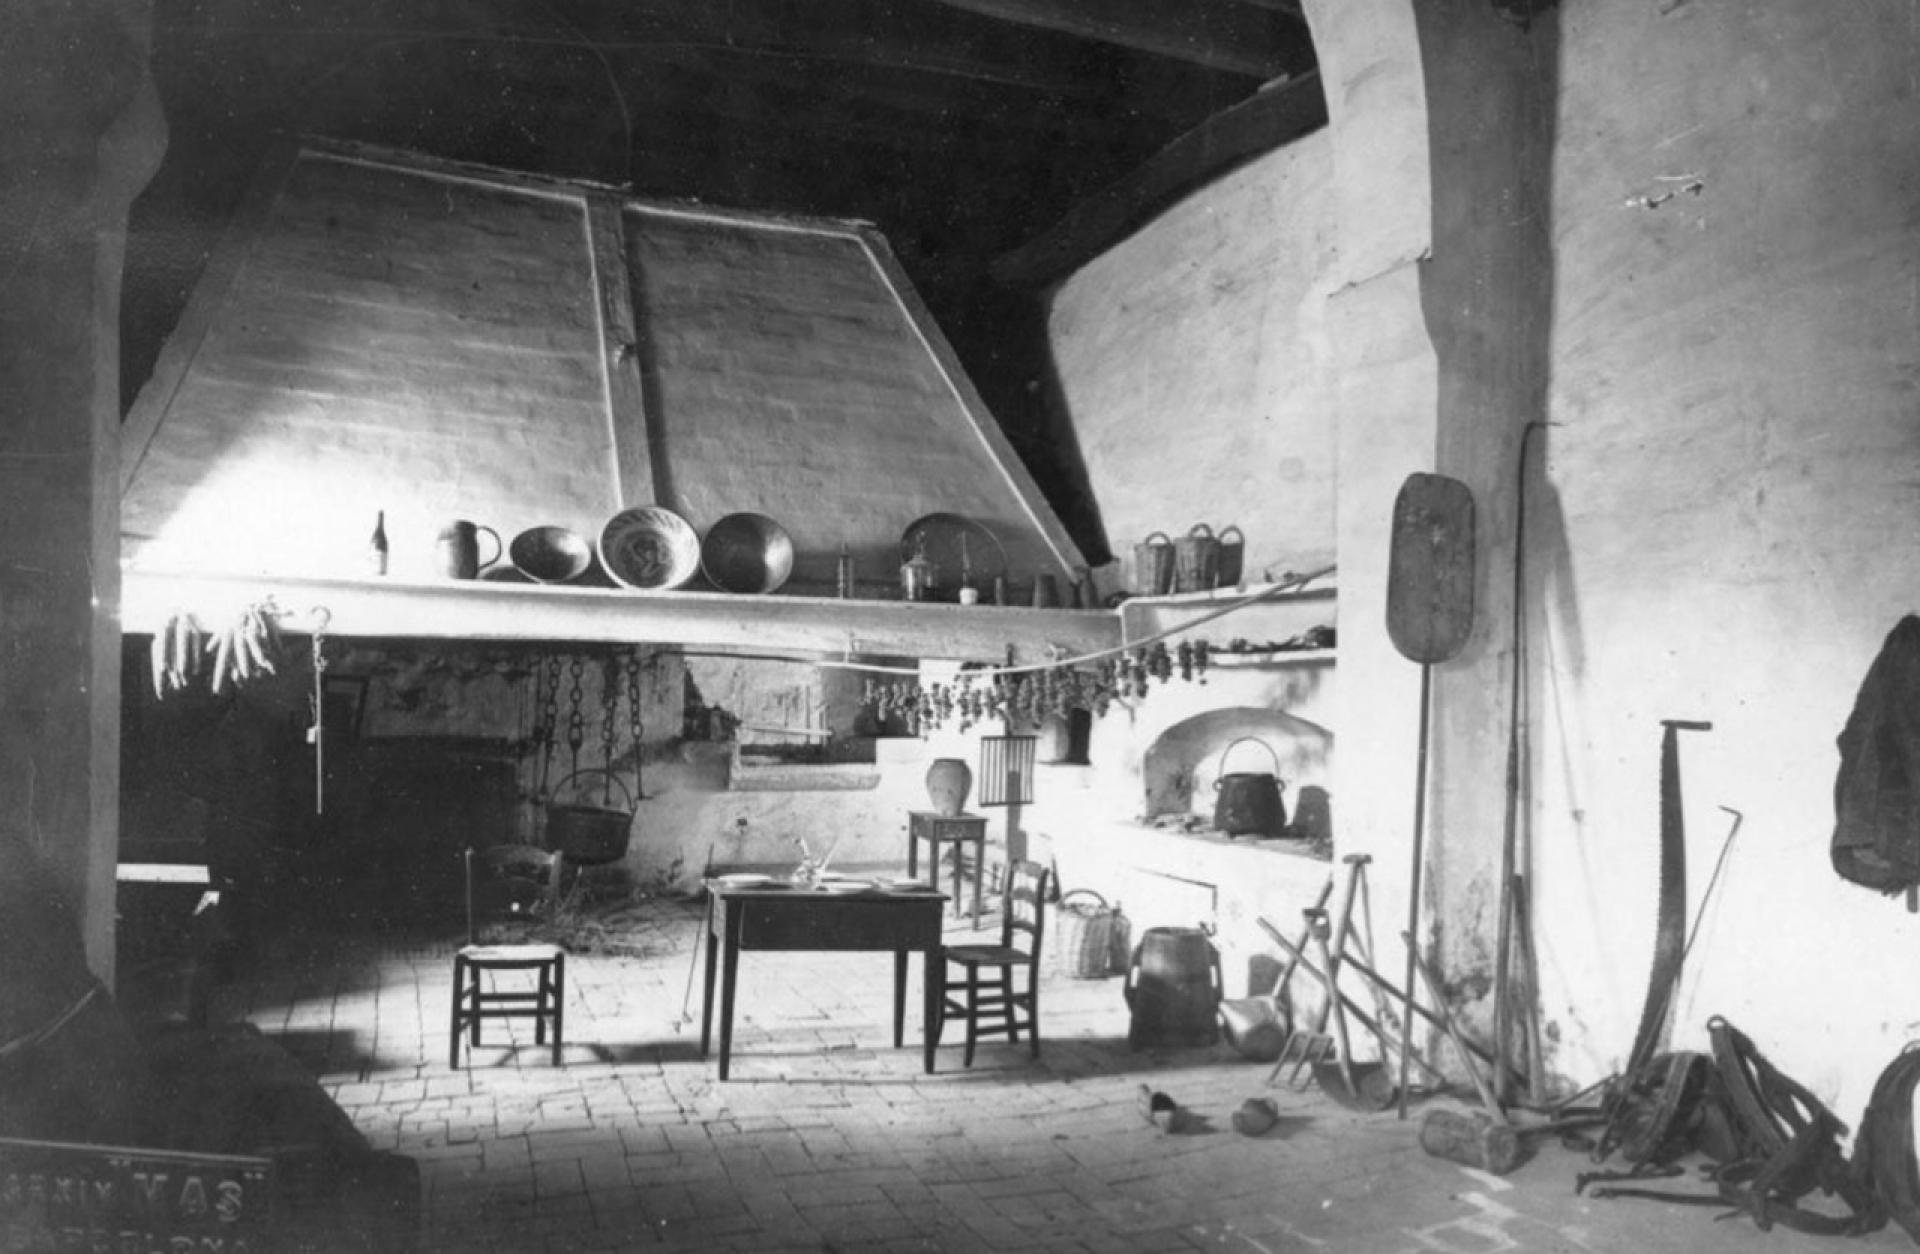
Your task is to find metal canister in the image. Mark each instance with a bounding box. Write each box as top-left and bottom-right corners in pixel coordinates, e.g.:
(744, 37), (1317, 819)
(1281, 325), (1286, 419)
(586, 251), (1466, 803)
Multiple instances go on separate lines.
(900, 540), (937, 601)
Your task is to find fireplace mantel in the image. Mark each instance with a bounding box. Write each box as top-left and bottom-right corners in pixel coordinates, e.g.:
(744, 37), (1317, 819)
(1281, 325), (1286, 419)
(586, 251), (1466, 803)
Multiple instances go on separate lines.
(120, 567), (1117, 663)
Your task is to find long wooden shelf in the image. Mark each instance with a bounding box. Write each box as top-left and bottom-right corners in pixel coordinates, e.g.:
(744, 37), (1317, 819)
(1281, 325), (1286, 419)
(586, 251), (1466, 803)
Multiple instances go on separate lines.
(1118, 579), (1336, 642)
(120, 568), (1120, 663)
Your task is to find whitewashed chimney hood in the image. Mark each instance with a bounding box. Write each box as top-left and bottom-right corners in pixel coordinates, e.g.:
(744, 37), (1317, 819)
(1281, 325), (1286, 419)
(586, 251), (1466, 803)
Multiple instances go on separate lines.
(119, 139), (1110, 661)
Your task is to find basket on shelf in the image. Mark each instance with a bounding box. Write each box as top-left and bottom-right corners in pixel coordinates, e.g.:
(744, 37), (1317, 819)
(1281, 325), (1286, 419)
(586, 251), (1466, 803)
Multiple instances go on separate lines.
(1132, 532), (1175, 597)
(1055, 889), (1119, 979)
(1173, 524), (1219, 594)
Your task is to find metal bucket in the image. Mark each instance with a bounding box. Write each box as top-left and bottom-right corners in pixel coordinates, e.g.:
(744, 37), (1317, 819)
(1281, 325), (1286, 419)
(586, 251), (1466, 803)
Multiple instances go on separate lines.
(1132, 531), (1175, 596)
(1219, 996), (1288, 1062)
(1212, 737), (1287, 838)
(545, 769), (635, 865)
(1172, 524), (1219, 594)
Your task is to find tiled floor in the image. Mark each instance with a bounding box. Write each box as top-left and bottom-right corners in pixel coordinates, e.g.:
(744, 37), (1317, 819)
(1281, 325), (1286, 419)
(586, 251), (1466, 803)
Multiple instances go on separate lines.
(214, 894), (1911, 1253)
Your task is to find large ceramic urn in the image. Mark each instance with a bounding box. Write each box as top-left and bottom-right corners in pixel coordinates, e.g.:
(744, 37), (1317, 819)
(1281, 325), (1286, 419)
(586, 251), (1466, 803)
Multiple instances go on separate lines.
(924, 757), (973, 816)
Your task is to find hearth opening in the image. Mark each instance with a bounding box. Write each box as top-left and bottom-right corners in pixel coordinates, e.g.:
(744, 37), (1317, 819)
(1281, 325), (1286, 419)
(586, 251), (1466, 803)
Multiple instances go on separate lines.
(1142, 706), (1332, 849)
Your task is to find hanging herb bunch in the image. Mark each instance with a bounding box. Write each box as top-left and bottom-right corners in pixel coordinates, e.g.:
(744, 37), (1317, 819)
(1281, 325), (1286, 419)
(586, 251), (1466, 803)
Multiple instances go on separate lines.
(863, 638), (1210, 734)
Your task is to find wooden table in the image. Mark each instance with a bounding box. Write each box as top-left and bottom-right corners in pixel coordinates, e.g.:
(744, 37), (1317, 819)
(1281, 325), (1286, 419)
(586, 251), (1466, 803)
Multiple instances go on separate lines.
(701, 882), (948, 1080)
(907, 811), (987, 927)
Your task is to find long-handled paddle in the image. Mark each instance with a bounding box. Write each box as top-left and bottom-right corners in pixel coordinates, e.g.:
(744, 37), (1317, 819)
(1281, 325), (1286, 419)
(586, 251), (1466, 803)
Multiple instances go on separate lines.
(1385, 472), (1477, 1119)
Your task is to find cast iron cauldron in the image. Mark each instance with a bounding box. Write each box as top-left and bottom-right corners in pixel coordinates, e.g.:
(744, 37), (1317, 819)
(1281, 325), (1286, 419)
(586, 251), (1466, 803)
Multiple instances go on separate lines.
(1212, 737), (1287, 838)
(545, 769), (635, 865)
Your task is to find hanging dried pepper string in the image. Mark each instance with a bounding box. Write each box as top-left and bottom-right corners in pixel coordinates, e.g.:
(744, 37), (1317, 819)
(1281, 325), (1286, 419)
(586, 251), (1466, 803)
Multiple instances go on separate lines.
(703, 565), (1332, 732)
(684, 565), (1333, 681)
(886, 564), (1329, 680)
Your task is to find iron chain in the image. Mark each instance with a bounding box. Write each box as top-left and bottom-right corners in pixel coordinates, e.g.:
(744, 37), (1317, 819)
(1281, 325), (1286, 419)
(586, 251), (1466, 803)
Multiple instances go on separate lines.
(600, 652), (620, 801)
(625, 648), (645, 799)
(566, 654), (586, 775)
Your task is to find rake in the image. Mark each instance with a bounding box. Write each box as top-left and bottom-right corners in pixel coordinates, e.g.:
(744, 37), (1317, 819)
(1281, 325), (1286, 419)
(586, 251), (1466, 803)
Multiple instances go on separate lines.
(1268, 855), (1365, 1090)
(1268, 905), (1338, 1089)
(1271, 978), (1335, 1088)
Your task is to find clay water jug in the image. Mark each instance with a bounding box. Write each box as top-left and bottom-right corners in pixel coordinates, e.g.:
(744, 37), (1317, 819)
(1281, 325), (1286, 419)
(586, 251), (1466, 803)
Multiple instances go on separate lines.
(924, 758), (973, 816)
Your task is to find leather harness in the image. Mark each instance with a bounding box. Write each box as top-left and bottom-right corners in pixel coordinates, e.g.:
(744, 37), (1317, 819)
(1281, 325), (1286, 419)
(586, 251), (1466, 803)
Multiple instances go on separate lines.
(1584, 1018), (1885, 1236)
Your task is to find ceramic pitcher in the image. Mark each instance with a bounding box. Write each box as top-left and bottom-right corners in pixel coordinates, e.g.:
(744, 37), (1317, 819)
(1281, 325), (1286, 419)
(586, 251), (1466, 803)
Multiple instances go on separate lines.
(435, 520), (502, 579)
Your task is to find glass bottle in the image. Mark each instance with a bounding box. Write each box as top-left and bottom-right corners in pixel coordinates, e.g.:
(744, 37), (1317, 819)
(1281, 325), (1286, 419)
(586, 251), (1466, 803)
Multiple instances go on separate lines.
(956, 534), (978, 605)
(368, 509), (389, 576)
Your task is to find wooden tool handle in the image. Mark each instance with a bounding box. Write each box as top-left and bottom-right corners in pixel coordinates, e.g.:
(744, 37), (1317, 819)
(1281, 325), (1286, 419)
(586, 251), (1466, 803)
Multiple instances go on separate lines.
(1404, 932), (1508, 1125)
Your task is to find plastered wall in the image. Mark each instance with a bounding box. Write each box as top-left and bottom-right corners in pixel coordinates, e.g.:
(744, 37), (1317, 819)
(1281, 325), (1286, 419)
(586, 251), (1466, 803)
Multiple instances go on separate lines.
(1045, 0), (1920, 1127)
(1524, 0), (1920, 1119)
(1048, 134), (1340, 586)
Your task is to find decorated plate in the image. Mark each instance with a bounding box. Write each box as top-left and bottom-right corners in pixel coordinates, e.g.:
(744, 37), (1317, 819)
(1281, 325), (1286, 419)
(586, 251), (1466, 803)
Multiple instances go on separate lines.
(599, 507), (700, 590)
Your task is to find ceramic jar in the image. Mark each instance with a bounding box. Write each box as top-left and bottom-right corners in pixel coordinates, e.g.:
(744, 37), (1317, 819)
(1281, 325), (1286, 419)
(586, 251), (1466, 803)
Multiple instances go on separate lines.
(924, 757), (973, 816)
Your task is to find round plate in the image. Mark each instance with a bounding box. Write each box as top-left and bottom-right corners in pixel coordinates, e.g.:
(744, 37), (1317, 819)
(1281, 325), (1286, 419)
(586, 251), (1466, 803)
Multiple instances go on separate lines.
(701, 512), (795, 594)
(599, 507), (700, 590)
(713, 872), (773, 887)
(900, 513), (1006, 601)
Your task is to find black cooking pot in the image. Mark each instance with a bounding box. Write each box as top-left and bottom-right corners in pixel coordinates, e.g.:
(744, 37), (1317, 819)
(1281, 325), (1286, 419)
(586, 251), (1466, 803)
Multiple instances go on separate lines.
(1212, 737), (1287, 838)
(546, 769), (635, 865)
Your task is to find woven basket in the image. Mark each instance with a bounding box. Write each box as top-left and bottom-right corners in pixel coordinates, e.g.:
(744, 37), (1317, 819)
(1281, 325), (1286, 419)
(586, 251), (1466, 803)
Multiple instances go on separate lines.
(1173, 524), (1219, 594)
(1055, 889), (1118, 979)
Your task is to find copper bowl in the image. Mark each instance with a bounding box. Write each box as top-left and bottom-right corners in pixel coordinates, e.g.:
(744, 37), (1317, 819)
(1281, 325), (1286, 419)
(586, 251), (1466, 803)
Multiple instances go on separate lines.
(700, 512), (795, 594)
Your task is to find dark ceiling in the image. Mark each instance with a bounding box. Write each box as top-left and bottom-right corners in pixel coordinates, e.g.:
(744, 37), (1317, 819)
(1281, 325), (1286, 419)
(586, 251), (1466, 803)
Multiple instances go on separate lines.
(121, 0), (1325, 557)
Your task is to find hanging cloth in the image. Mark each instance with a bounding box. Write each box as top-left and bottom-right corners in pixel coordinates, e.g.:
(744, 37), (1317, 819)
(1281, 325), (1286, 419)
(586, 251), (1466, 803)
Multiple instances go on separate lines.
(1831, 615), (1920, 897)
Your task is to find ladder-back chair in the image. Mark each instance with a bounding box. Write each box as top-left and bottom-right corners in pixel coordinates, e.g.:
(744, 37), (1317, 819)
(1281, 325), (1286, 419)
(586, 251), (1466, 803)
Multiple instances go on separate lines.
(449, 845), (566, 1068)
(937, 858), (1052, 1066)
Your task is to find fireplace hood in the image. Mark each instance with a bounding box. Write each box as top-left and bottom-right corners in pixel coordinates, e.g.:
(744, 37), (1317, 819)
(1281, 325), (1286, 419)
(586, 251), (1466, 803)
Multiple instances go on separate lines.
(119, 139), (1097, 660)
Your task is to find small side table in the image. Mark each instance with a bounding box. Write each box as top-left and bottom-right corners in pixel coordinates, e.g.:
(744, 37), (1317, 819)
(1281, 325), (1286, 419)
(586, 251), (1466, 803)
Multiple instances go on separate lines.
(907, 811), (987, 927)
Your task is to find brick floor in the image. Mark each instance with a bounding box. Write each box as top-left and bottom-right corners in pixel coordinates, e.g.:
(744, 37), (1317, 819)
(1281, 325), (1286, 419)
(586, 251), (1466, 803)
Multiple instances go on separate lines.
(211, 895), (1907, 1253)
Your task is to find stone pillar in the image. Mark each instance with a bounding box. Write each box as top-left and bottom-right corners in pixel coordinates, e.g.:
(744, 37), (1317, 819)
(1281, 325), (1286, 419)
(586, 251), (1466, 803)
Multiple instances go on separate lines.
(0, 0), (166, 979)
(1298, 0), (1439, 951)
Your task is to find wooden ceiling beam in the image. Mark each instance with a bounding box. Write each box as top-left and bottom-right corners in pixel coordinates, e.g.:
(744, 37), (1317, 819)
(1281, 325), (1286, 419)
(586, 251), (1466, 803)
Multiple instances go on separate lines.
(626, 47), (1134, 142)
(1228, 0), (1308, 18)
(991, 72), (1327, 288)
(165, 0), (1120, 100)
(545, 0), (1118, 97)
(909, 0), (1292, 78)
